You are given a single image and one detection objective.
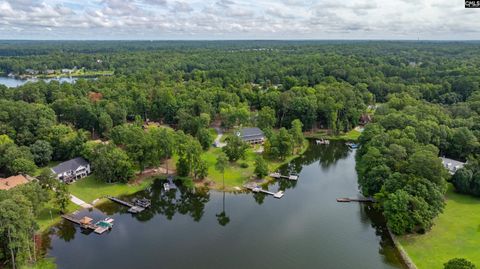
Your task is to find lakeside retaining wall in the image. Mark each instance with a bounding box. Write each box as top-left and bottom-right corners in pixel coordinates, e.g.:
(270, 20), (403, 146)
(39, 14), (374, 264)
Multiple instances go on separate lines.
(387, 228), (418, 269)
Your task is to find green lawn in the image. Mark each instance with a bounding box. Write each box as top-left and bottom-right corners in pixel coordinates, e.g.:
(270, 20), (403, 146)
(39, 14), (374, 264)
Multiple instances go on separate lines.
(305, 129), (361, 141)
(202, 147), (257, 189)
(36, 199), (79, 232)
(331, 129), (361, 141)
(399, 185), (480, 269)
(201, 141), (308, 190)
(68, 175), (155, 204)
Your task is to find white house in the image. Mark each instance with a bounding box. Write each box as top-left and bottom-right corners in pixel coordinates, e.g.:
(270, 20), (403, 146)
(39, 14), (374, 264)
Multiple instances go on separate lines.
(440, 157), (466, 175)
(51, 157), (91, 183)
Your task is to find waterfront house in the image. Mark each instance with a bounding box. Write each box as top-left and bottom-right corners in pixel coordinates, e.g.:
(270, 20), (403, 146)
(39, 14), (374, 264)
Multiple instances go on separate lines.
(440, 157), (466, 175)
(0, 175), (31, 190)
(51, 157), (91, 183)
(236, 127), (265, 144)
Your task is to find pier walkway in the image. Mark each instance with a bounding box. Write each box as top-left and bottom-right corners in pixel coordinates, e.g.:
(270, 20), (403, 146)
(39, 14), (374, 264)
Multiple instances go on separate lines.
(269, 172), (299, 181)
(244, 183), (284, 199)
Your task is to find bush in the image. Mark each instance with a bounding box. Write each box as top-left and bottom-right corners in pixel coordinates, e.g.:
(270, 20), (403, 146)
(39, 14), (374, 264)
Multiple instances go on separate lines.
(444, 258), (476, 269)
(239, 163), (249, 168)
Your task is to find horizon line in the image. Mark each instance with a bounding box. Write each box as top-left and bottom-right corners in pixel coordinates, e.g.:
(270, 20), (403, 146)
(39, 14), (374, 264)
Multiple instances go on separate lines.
(1, 38), (480, 42)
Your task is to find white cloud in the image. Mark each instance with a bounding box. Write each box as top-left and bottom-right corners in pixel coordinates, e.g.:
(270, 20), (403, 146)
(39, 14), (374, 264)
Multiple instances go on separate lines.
(0, 0), (477, 39)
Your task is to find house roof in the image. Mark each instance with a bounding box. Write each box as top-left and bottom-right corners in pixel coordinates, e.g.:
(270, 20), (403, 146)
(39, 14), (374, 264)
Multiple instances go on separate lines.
(51, 157), (89, 175)
(440, 157), (466, 173)
(440, 157), (465, 167)
(237, 127), (265, 141)
(0, 175), (29, 190)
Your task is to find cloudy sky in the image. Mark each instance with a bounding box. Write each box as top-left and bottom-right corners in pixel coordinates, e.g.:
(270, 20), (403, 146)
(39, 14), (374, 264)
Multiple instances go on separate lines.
(0, 0), (478, 40)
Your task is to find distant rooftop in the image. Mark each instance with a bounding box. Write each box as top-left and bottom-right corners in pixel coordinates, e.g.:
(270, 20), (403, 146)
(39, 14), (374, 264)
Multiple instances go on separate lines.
(0, 175), (29, 190)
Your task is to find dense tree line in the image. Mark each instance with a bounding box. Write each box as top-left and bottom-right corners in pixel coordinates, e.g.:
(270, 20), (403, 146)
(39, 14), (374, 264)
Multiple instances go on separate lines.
(0, 41), (479, 258)
(356, 93), (479, 234)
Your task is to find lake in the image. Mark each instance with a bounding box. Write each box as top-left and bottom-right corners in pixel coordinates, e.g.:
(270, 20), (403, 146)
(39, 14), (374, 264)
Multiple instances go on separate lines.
(43, 141), (405, 269)
(0, 76), (79, 87)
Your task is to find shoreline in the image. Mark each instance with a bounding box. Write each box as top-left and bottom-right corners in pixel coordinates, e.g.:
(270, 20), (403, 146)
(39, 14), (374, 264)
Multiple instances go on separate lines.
(195, 139), (310, 192)
(388, 228), (418, 269)
(37, 140), (310, 233)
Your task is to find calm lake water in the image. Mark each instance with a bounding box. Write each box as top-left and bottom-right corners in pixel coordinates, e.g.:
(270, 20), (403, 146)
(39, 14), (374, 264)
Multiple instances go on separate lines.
(43, 141), (405, 269)
(0, 76), (78, 87)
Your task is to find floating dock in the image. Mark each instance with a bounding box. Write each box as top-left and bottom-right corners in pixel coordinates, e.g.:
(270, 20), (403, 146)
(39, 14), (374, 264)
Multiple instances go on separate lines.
(269, 172), (299, 181)
(244, 184), (284, 199)
(336, 197), (376, 203)
(107, 196), (146, 213)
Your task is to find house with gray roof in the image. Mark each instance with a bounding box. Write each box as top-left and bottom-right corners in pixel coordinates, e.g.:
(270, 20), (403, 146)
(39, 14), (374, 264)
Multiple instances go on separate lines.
(51, 157), (91, 183)
(440, 157), (466, 175)
(236, 127), (265, 144)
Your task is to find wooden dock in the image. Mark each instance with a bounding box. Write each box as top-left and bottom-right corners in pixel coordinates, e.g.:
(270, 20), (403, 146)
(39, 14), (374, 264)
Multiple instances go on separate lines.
(269, 172), (299, 181)
(336, 197), (376, 203)
(107, 196), (145, 213)
(244, 184), (284, 199)
(61, 215), (110, 234)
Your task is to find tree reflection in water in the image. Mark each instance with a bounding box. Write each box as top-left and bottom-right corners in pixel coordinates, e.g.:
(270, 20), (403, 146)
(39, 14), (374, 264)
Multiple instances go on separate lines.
(216, 191), (230, 226)
(259, 140), (351, 196)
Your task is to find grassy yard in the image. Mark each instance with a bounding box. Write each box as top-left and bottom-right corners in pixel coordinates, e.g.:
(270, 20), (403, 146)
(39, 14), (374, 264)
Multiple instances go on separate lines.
(329, 129), (361, 141)
(305, 128), (361, 141)
(202, 147), (257, 189)
(399, 185), (480, 269)
(201, 141), (308, 190)
(36, 199), (79, 232)
(68, 175), (155, 204)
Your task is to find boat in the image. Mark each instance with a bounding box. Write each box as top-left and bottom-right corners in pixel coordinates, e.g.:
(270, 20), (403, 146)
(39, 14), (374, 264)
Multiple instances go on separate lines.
(336, 198), (351, 202)
(346, 142), (359, 149)
(134, 198), (151, 208)
(163, 183), (170, 191)
(95, 218), (114, 229)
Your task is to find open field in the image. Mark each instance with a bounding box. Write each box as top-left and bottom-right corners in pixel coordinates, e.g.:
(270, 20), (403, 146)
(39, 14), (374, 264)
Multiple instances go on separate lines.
(399, 185), (480, 269)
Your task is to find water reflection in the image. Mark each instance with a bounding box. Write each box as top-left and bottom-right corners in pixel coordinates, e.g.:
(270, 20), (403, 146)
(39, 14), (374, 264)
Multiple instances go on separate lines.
(216, 192), (230, 226)
(97, 179), (210, 223)
(44, 141), (405, 269)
